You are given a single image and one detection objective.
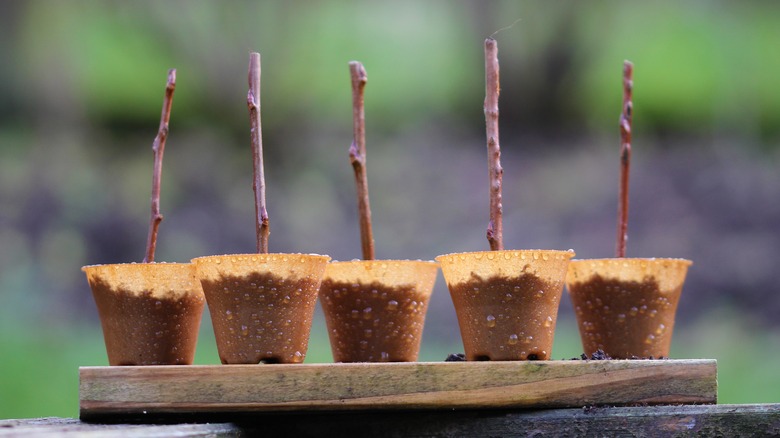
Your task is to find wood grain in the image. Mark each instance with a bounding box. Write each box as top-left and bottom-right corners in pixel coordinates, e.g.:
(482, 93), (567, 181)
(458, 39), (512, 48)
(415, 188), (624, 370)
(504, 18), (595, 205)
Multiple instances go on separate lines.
(80, 360), (716, 420)
(24, 405), (779, 437)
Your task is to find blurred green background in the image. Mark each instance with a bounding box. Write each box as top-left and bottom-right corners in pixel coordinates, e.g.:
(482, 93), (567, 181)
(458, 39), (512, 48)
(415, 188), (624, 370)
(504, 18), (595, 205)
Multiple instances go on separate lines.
(1, 0), (779, 418)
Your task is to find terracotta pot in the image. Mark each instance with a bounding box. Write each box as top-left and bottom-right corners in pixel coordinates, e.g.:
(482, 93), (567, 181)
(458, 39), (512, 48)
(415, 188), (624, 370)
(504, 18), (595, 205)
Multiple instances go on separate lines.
(319, 260), (438, 362)
(436, 249), (574, 361)
(565, 258), (692, 359)
(82, 263), (206, 366)
(192, 253), (330, 364)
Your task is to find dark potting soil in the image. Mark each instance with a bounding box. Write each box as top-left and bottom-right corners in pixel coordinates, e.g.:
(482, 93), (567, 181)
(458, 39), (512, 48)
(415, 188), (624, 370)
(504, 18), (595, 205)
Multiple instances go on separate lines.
(567, 349), (668, 360)
(445, 353), (466, 362)
(444, 352), (541, 361)
(568, 349), (612, 360)
(445, 349), (668, 361)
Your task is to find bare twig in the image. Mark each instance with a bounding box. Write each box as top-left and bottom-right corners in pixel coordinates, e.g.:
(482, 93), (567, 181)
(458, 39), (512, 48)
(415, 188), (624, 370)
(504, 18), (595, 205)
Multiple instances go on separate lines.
(484, 38), (503, 251)
(248, 52), (270, 253)
(348, 61), (375, 260)
(143, 68), (176, 263)
(616, 60), (633, 258)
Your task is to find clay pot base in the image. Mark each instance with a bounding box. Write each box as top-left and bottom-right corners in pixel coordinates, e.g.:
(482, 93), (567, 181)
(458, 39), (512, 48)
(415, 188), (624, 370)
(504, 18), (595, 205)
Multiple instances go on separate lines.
(83, 263), (205, 366)
(437, 250), (574, 361)
(319, 260), (438, 362)
(566, 258), (692, 359)
(192, 254), (330, 365)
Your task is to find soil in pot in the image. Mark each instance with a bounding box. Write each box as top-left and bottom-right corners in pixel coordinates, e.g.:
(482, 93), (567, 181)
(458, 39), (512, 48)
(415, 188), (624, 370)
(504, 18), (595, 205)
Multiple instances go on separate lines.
(83, 263), (205, 366)
(319, 260), (438, 362)
(566, 258), (692, 359)
(437, 249), (574, 361)
(192, 253), (330, 364)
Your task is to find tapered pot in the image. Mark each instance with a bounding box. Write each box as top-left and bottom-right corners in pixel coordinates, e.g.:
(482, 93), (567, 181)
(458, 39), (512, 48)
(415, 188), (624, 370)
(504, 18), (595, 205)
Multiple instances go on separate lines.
(436, 250), (574, 361)
(319, 260), (438, 362)
(192, 253), (330, 364)
(565, 258), (692, 359)
(83, 262), (206, 366)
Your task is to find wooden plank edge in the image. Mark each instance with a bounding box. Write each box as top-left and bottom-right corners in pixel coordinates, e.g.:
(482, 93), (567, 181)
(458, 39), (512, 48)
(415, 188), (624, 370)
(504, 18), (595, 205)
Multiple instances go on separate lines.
(79, 360), (717, 420)
(68, 404), (780, 435)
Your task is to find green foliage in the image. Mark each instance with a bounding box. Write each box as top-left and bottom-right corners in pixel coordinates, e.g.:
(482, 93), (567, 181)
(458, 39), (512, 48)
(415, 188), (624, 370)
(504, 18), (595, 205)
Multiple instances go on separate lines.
(0, 327), (105, 419)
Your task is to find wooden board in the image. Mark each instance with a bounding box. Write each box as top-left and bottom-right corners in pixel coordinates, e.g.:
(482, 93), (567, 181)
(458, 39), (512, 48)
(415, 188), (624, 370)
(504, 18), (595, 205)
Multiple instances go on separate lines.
(79, 360), (716, 420)
(29, 404), (780, 437)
